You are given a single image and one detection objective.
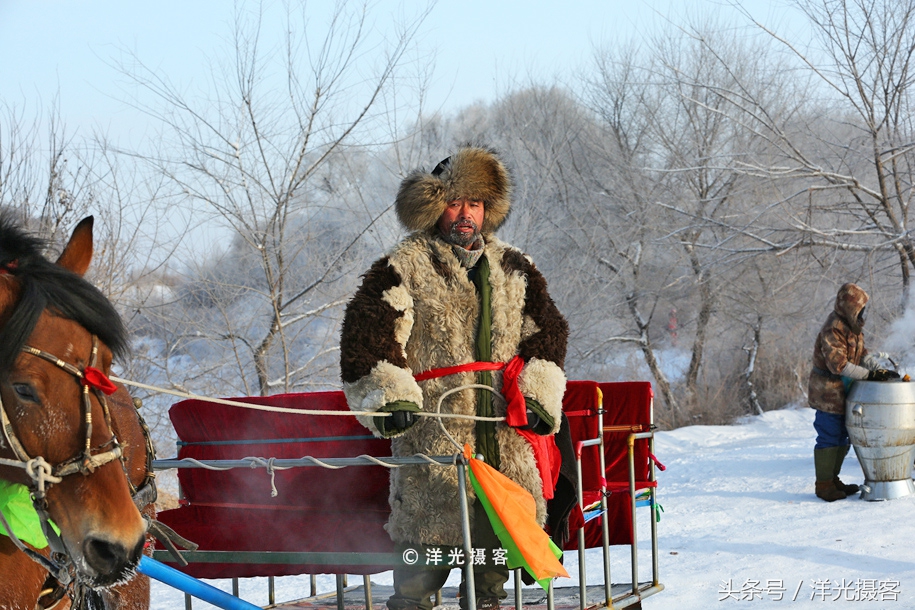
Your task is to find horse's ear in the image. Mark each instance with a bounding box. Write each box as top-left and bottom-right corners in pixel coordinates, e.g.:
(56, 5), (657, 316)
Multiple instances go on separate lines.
(55, 216), (94, 277)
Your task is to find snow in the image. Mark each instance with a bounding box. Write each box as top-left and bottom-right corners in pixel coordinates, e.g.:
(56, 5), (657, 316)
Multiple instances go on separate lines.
(149, 406), (915, 609)
(648, 406), (915, 608)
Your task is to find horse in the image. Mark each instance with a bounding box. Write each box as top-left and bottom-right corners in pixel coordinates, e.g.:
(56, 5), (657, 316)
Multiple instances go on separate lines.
(0, 216), (150, 609)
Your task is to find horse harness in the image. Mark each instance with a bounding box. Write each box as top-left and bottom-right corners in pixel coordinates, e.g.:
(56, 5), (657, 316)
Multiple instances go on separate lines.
(0, 336), (127, 588)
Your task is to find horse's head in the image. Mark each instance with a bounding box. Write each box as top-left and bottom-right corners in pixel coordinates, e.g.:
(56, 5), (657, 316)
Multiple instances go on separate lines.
(0, 216), (146, 587)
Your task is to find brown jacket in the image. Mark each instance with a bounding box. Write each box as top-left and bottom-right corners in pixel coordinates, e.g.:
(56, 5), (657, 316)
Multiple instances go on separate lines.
(808, 283), (868, 414)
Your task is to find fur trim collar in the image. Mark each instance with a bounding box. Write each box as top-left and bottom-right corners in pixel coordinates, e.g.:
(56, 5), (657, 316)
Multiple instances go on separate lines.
(395, 147), (512, 235)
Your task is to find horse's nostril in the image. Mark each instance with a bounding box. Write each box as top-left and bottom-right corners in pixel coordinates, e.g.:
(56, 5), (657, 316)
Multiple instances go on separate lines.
(83, 536), (125, 574)
(82, 534), (142, 581)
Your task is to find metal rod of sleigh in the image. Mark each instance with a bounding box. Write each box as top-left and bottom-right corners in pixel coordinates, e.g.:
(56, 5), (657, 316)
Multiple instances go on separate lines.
(135, 377), (664, 610)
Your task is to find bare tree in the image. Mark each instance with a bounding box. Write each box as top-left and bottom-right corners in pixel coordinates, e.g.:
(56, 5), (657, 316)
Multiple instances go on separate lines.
(119, 1), (431, 396)
(0, 100), (93, 241)
(700, 0), (915, 305)
(0, 100), (170, 298)
(571, 17), (820, 422)
(642, 19), (756, 411)
(578, 52), (687, 424)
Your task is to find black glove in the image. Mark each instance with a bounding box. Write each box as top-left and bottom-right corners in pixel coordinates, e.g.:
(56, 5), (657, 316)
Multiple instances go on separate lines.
(515, 398), (554, 435)
(374, 401), (420, 437)
(867, 368), (901, 381)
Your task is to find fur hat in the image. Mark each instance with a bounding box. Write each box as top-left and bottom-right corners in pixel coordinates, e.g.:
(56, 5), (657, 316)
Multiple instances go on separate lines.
(395, 146), (512, 235)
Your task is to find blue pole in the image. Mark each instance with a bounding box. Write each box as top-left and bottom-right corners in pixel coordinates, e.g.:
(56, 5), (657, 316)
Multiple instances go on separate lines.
(137, 555), (262, 610)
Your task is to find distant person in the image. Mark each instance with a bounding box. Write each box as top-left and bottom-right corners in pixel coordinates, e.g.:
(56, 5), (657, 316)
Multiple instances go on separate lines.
(808, 283), (899, 502)
(667, 307), (678, 347)
(339, 146), (569, 610)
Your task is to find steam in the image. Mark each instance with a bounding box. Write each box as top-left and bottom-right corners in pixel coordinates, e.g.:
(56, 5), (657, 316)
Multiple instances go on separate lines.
(882, 301), (915, 377)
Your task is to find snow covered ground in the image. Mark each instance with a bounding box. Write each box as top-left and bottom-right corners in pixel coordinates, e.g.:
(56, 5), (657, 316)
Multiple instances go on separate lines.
(149, 405), (915, 609)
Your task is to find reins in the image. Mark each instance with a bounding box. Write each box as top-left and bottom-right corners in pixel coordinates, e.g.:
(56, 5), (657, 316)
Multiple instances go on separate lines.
(111, 375), (510, 423)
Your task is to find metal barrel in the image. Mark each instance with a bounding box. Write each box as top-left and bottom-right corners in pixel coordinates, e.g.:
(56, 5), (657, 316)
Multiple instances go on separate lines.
(846, 380), (915, 501)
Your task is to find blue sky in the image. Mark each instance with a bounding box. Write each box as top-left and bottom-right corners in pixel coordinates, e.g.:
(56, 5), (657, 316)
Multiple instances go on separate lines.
(0, 0), (801, 145)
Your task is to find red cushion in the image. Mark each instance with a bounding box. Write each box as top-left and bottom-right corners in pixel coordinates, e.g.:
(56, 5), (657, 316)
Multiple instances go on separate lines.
(156, 391), (395, 577)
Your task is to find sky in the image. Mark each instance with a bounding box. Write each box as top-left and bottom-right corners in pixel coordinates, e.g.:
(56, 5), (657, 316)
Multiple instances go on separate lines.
(0, 0), (804, 147)
(0, 0), (808, 261)
(147, 406), (915, 609)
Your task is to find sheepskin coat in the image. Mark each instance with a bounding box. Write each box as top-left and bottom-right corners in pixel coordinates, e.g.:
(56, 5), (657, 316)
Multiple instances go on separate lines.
(808, 283), (869, 415)
(339, 233), (568, 546)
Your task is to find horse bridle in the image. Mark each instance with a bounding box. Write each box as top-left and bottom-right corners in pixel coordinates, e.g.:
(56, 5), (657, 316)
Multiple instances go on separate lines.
(0, 335), (123, 585)
(0, 335), (195, 599)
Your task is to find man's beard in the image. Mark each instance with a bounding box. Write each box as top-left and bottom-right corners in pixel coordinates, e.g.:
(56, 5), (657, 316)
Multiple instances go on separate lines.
(443, 220), (480, 247)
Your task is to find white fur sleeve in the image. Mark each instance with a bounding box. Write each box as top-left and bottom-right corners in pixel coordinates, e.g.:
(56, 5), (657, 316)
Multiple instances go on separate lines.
(517, 357), (567, 435)
(343, 360), (424, 437)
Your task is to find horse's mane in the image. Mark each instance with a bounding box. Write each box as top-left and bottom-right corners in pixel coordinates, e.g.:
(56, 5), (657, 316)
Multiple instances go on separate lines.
(0, 215), (128, 372)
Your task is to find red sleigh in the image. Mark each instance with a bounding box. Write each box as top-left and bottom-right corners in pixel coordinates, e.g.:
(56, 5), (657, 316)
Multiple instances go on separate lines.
(153, 381), (662, 609)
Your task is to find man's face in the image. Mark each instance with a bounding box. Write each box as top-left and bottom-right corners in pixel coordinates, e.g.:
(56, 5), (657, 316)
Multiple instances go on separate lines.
(438, 198), (484, 249)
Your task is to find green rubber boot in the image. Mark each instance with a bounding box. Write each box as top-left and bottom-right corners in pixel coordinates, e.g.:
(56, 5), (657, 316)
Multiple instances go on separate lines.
(814, 447), (846, 502)
(834, 444), (860, 496)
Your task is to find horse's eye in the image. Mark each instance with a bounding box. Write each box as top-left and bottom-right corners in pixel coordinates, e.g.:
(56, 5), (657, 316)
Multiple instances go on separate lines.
(12, 383), (40, 403)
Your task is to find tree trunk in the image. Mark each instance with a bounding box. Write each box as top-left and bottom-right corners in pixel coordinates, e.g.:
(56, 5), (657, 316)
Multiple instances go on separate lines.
(685, 243), (712, 411)
(744, 314), (764, 416)
(254, 311), (281, 396)
(627, 291), (681, 426)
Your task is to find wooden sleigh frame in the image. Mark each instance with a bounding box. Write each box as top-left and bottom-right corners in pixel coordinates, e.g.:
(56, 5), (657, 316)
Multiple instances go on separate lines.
(151, 381), (663, 610)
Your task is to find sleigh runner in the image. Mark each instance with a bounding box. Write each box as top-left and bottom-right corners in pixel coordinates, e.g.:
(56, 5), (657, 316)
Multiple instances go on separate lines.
(151, 380), (663, 610)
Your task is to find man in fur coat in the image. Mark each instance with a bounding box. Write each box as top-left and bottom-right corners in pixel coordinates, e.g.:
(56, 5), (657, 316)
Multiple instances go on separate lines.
(808, 282), (898, 501)
(340, 146), (569, 610)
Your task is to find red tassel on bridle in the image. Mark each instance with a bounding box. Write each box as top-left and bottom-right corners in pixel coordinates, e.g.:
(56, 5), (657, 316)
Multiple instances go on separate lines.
(82, 367), (118, 395)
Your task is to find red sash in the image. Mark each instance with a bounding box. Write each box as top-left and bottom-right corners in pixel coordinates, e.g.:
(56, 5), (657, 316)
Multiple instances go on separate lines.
(414, 356), (559, 500)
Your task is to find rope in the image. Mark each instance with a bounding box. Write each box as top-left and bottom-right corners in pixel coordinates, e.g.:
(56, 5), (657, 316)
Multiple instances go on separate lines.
(648, 452), (667, 471)
(0, 456), (64, 497)
(152, 453), (455, 499)
(154, 452), (453, 472)
(25, 457), (62, 497)
(245, 457), (287, 496)
(434, 384), (505, 452)
(226, 454), (451, 496)
(111, 376), (507, 422)
(167, 457), (235, 471)
(0, 457), (28, 469)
